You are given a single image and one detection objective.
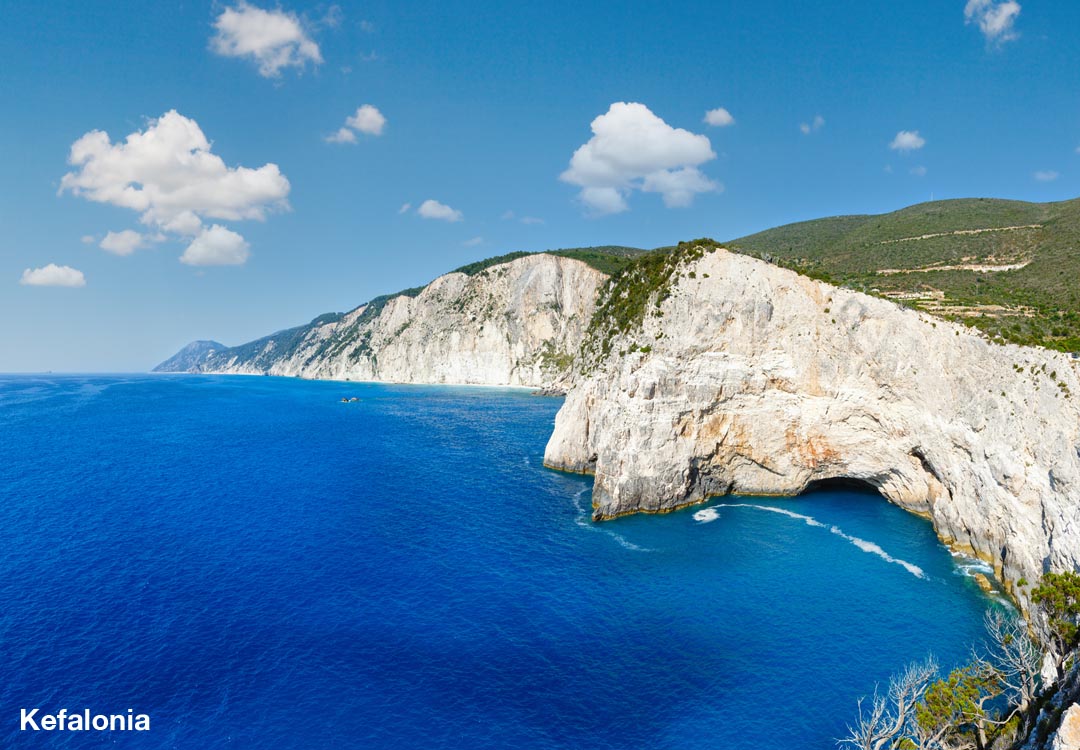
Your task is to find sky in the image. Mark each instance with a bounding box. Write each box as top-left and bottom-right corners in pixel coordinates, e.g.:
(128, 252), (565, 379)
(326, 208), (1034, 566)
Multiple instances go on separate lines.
(2, 0), (1079, 371)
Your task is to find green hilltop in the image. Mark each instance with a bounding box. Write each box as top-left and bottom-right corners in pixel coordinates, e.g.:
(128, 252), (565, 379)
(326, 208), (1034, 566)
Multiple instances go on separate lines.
(725, 197), (1080, 351)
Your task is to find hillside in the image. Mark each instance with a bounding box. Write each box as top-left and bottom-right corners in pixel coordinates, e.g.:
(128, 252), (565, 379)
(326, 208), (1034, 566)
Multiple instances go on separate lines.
(154, 252), (610, 386)
(154, 246), (642, 376)
(727, 197), (1080, 351)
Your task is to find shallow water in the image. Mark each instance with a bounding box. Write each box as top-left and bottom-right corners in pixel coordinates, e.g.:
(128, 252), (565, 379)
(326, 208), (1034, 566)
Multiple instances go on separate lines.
(0, 375), (998, 748)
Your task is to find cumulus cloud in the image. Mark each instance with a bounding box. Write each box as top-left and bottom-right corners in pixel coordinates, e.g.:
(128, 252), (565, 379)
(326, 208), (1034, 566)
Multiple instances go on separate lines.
(910, 165), (928, 177)
(210, 2), (322, 77)
(964, 0), (1021, 45)
(890, 130), (926, 151)
(462, 236), (484, 247)
(520, 216), (544, 225)
(324, 127), (357, 144)
(99, 229), (146, 256)
(417, 199), (463, 222)
(398, 202), (412, 214)
(60, 110), (289, 231)
(346, 105), (386, 135)
(326, 105), (386, 144)
(80, 235), (95, 244)
(561, 102), (718, 215)
(1034, 170), (1059, 182)
(59, 110), (288, 267)
(800, 115), (825, 135)
(704, 107), (735, 127)
(641, 167), (723, 207)
(20, 264), (86, 287)
(180, 225), (251, 266)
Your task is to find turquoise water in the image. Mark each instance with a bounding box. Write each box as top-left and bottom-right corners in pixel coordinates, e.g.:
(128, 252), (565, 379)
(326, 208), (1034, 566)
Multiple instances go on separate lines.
(0, 375), (998, 748)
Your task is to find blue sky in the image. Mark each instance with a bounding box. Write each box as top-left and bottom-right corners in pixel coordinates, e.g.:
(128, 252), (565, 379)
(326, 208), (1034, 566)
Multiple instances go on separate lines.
(2, 0), (1079, 371)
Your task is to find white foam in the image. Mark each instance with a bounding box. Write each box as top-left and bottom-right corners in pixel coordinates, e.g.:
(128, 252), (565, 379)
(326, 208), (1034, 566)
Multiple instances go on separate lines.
(571, 487), (652, 551)
(830, 526), (926, 579)
(697, 503), (926, 579)
(693, 508), (720, 523)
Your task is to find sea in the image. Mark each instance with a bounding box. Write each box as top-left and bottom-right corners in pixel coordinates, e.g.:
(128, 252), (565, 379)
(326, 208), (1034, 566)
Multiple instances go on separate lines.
(0, 374), (1003, 749)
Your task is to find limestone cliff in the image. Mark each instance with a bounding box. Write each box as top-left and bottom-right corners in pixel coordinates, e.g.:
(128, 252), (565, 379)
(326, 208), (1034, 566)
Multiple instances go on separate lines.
(155, 253), (606, 388)
(544, 246), (1080, 601)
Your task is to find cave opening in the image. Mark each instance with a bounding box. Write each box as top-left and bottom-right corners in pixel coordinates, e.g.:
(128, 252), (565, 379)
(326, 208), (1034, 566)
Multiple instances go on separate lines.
(803, 476), (885, 497)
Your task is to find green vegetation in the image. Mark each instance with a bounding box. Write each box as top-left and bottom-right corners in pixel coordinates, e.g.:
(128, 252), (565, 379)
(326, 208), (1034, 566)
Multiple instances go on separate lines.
(1031, 571), (1080, 666)
(728, 197), (1080, 351)
(841, 574), (1080, 750)
(176, 245), (644, 371)
(452, 245), (645, 277)
(583, 239), (719, 359)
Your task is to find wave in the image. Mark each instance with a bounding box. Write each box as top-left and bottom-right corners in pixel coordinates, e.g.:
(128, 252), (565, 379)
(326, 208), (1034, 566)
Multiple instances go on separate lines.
(696, 503), (926, 579)
(571, 488), (652, 552)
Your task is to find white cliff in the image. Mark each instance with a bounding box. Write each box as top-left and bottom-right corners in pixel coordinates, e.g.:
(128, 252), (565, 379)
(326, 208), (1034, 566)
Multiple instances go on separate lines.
(167, 253), (605, 388)
(544, 246), (1080, 600)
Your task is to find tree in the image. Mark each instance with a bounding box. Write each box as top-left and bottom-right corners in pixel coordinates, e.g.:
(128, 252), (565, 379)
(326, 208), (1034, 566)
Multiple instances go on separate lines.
(982, 610), (1040, 719)
(1031, 571), (1080, 675)
(838, 657), (938, 750)
(913, 662), (1001, 750)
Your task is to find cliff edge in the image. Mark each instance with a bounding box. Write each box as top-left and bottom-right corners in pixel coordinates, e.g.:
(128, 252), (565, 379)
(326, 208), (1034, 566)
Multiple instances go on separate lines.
(155, 253), (606, 388)
(544, 246), (1080, 602)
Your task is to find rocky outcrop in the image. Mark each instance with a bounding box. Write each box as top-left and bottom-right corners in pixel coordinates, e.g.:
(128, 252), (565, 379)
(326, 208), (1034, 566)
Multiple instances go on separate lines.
(1052, 703), (1080, 750)
(153, 340), (227, 373)
(544, 247), (1080, 602)
(155, 253), (606, 388)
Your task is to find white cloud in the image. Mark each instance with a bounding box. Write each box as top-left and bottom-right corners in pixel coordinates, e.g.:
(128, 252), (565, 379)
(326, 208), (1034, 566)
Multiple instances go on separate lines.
(578, 187), (628, 215)
(561, 102), (718, 215)
(346, 105), (386, 135)
(60, 110), (288, 267)
(60, 110), (289, 231)
(704, 107), (735, 127)
(1034, 170), (1059, 182)
(890, 130), (926, 151)
(641, 167), (723, 207)
(324, 127), (357, 144)
(80, 234), (95, 244)
(180, 225), (251, 266)
(210, 2), (322, 78)
(910, 165), (928, 177)
(398, 202), (412, 214)
(964, 0), (1021, 45)
(520, 216), (544, 225)
(463, 236), (484, 247)
(500, 210), (515, 220)
(417, 199), (463, 222)
(99, 229), (146, 256)
(359, 20), (375, 33)
(20, 264), (86, 288)
(800, 115), (825, 135)
(326, 105), (386, 144)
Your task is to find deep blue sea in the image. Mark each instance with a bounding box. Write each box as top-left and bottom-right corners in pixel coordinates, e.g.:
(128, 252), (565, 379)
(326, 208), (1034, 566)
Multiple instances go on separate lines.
(0, 375), (1001, 749)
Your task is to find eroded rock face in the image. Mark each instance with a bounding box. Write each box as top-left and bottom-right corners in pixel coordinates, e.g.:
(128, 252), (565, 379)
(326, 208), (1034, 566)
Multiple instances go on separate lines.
(183, 254), (605, 388)
(1052, 704), (1080, 750)
(545, 248), (1080, 598)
